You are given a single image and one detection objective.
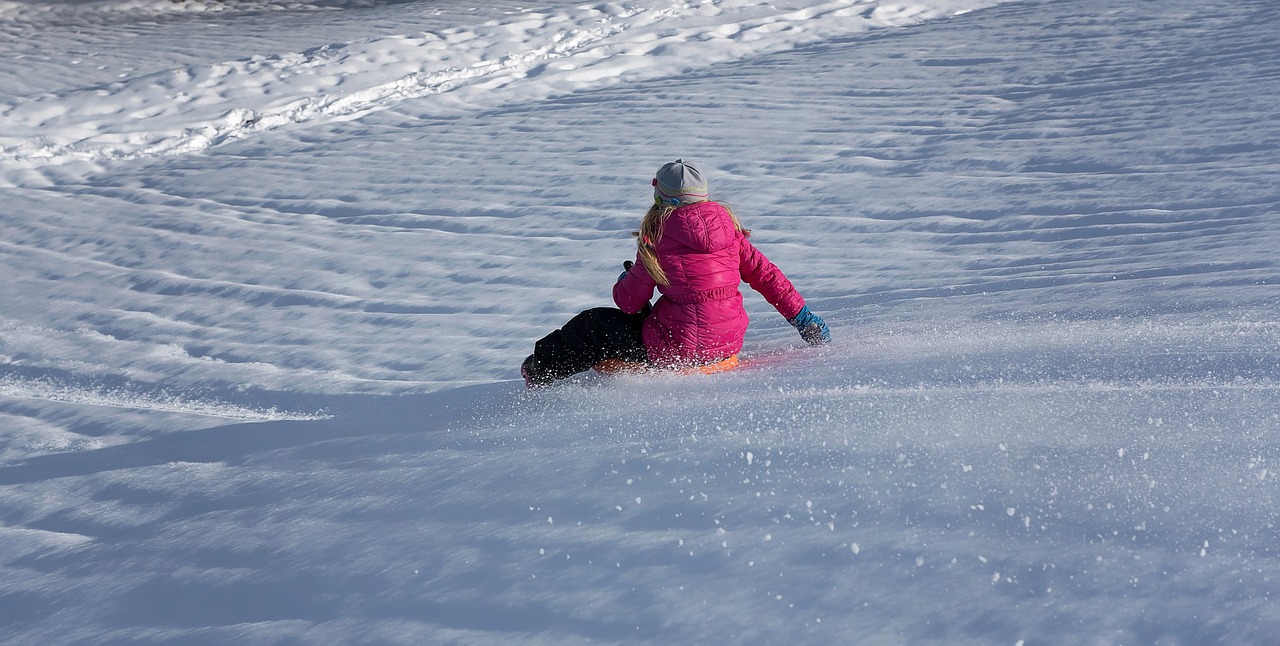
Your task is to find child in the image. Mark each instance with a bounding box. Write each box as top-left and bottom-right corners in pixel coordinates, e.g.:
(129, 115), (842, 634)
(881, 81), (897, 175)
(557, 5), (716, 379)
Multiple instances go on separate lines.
(521, 159), (830, 388)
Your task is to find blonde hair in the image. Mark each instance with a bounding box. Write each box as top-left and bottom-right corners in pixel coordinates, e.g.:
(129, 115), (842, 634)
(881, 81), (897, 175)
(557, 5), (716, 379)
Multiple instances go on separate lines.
(633, 201), (749, 286)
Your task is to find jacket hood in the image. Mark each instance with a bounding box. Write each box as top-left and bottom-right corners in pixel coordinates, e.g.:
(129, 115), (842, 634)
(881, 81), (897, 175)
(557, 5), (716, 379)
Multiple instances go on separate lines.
(661, 201), (735, 254)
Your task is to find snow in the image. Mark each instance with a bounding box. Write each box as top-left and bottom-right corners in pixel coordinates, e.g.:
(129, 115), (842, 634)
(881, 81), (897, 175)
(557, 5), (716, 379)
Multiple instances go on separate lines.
(2, 0), (1279, 642)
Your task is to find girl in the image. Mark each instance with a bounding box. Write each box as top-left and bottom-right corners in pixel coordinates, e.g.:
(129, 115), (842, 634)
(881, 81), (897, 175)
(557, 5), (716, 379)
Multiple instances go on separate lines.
(521, 159), (830, 388)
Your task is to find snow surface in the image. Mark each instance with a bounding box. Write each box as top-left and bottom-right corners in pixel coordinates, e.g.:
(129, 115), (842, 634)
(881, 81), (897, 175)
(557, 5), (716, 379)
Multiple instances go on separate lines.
(2, 0), (1279, 642)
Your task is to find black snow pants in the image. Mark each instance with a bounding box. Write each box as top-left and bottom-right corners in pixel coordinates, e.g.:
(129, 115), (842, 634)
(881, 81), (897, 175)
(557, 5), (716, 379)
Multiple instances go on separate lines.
(523, 307), (649, 385)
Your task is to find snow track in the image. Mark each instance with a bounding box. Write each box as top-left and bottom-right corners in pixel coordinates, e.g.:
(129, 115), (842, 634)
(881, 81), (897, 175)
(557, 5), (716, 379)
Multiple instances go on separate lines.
(0, 369), (329, 421)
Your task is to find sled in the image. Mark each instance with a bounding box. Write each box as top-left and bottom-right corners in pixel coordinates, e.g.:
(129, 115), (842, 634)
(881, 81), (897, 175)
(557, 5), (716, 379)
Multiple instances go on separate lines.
(592, 353), (741, 376)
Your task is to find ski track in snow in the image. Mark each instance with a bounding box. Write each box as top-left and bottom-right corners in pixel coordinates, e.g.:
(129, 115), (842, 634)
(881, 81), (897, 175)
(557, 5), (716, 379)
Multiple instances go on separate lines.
(2, 0), (1280, 642)
(0, 371), (330, 422)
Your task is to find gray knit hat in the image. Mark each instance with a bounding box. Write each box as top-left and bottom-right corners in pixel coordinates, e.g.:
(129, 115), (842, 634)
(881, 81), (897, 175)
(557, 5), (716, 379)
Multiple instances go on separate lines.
(653, 159), (710, 206)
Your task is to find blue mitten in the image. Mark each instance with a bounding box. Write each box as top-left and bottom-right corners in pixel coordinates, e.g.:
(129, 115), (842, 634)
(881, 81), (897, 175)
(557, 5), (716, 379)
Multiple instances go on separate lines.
(787, 305), (831, 345)
(617, 260), (634, 283)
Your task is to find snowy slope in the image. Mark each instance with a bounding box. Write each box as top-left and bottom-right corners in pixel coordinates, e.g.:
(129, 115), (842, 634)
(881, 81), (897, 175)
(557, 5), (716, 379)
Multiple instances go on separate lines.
(1, 0), (1002, 173)
(2, 0), (1280, 643)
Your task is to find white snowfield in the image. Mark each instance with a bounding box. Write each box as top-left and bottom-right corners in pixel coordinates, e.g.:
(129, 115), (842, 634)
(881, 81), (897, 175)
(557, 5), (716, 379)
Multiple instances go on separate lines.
(0, 0), (996, 170)
(2, 0), (1279, 643)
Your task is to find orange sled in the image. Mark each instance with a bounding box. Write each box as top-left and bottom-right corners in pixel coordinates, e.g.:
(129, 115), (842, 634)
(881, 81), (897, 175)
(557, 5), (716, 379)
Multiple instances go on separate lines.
(593, 354), (741, 376)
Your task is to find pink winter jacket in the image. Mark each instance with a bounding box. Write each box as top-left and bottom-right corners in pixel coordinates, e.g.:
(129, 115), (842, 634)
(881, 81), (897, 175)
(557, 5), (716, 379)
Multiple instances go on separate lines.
(612, 201), (806, 365)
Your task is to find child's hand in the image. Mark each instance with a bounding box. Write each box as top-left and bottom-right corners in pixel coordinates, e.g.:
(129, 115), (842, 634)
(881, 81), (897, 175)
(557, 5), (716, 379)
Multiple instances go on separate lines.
(788, 306), (831, 345)
(617, 260), (634, 283)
